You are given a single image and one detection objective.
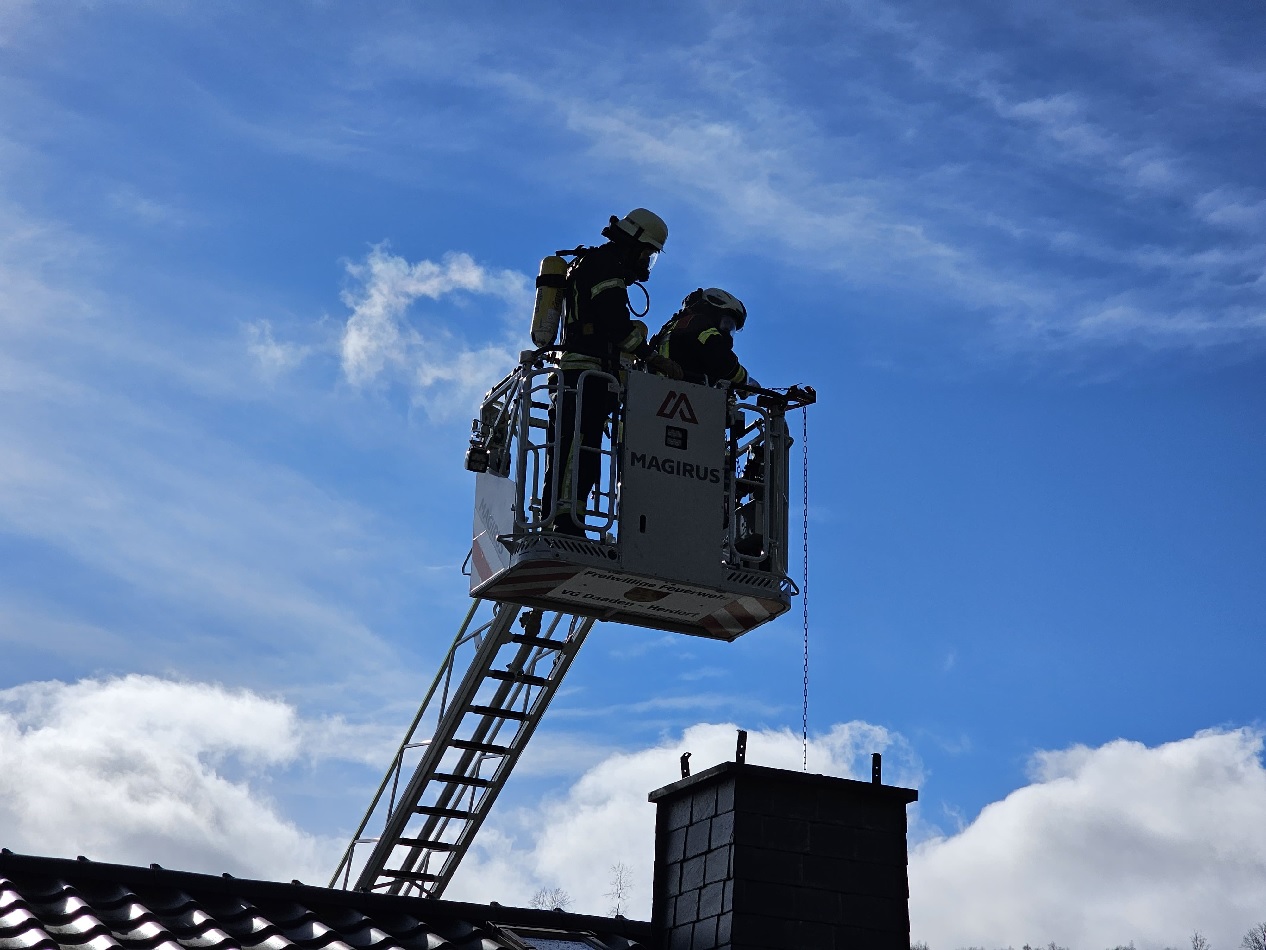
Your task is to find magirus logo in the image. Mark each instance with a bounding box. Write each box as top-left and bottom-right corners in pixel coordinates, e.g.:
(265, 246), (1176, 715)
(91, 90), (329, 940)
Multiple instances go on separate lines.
(656, 391), (699, 424)
(628, 451), (722, 484)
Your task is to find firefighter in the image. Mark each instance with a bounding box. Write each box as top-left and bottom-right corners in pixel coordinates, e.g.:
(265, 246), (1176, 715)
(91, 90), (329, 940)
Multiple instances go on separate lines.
(649, 287), (756, 389)
(543, 208), (682, 537)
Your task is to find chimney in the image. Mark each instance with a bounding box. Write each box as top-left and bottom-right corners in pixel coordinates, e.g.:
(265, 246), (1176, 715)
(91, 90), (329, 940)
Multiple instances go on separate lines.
(648, 761), (918, 950)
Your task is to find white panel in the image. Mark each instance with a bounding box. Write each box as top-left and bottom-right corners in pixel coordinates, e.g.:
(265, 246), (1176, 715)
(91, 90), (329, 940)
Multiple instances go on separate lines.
(619, 372), (728, 587)
(470, 472), (517, 593)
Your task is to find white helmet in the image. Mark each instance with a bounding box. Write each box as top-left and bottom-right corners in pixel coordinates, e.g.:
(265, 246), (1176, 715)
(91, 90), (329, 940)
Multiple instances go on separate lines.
(609, 208), (668, 251)
(685, 287), (747, 330)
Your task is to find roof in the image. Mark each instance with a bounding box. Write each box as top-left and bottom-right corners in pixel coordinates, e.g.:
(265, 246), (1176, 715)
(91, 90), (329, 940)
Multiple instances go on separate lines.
(0, 851), (651, 950)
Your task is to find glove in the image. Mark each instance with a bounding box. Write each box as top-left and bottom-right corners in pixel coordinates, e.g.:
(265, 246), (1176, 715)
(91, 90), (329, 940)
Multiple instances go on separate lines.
(648, 353), (684, 380)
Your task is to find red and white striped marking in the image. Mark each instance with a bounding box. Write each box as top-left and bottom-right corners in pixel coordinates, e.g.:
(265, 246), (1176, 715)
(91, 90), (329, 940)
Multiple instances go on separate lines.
(699, 595), (788, 639)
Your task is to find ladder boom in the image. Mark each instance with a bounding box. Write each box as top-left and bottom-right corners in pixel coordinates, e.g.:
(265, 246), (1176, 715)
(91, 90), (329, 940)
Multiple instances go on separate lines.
(330, 599), (594, 897)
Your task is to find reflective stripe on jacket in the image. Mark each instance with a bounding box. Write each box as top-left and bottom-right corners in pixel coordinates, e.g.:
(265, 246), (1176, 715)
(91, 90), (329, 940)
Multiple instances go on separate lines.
(559, 243), (645, 371)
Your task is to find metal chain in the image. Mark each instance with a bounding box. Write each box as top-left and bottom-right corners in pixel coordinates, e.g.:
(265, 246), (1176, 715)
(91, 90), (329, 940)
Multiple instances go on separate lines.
(801, 407), (810, 771)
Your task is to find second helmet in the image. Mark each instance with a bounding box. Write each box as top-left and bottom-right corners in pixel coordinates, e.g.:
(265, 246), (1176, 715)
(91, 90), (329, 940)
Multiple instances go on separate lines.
(685, 287), (747, 330)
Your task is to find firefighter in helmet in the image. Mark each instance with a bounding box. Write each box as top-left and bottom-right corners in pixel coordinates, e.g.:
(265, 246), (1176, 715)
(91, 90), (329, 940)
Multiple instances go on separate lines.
(649, 287), (756, 389)
(542, 208), (682, 537)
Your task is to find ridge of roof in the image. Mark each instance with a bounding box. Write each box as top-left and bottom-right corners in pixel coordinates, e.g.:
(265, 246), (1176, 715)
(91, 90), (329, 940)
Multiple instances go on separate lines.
(0, 848), (651, 950)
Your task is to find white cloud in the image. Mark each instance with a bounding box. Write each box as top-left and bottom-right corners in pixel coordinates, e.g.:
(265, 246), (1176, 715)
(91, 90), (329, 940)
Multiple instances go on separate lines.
(446, 720), (914, 915)
(0, 675), (344, 882)
(910, 728), (1266, 950)
(440, 720), (1266, 948)
(338, 245), (530, 417)
(6, 679), (1265, 950)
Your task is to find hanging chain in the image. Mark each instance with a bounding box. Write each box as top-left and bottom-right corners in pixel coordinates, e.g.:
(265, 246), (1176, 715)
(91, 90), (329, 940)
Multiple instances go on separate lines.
(801, 407), (810, 771)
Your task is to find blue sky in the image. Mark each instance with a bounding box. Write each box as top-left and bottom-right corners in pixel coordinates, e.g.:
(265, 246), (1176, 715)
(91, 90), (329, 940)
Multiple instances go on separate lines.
(1, 3), (1265, 947)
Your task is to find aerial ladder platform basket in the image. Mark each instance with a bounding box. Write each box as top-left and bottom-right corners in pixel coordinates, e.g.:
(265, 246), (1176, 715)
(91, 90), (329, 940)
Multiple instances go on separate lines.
(468, 350), (815, 641)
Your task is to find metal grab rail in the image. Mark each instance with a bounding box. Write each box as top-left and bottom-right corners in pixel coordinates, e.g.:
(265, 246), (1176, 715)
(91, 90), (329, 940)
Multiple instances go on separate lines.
(513, 356), (621, 537)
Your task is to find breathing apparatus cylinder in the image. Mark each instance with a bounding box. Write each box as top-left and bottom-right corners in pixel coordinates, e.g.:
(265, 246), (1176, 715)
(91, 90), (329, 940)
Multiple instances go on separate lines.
(530, 255), (568, 347)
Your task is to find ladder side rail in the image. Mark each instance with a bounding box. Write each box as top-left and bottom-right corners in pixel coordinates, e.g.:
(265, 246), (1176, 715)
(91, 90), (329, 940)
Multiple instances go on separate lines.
(372, 610), (595, 897)
(364, 607), (577, 894)
(428, 614), (597, 894)
(379, 613), (580, 885)
(399, 632), (569, 845)
(328, 597), (483, 889)
(437, 607), (506, 718)
(382, 744), (502, 896)
(352, 602), (524, 891)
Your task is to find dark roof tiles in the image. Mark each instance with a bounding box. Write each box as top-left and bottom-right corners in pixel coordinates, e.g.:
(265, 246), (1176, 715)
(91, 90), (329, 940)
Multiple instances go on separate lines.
(1, 881), (58, 950)
(0, 854), (648, 950)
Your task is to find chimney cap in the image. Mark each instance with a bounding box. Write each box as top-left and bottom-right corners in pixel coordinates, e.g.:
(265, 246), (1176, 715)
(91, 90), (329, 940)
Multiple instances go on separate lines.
(648, 760), (918, 804)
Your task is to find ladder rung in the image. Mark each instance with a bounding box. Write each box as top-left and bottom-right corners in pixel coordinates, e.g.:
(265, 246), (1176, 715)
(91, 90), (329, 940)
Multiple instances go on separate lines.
(430, 771), (496, 788)
(376, 869), (441, 882)
(510, 634), (566, 650)
(487, 670), (551, 687)
(451, 739), (512, 756)
(467, 704), (532, 721)
(413, 805), (474, 820)
(396, 838), (460, 851)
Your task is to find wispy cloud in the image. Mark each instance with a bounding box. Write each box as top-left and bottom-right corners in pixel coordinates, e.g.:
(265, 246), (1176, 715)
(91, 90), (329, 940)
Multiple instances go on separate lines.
(52, 4), (1256, 360)
(245, 318), (315, 376)
(494, 4), (1265, 356)
(107, 185), (193, 228)
(0, 201), (443, 705)
(335, 244), (530, 417)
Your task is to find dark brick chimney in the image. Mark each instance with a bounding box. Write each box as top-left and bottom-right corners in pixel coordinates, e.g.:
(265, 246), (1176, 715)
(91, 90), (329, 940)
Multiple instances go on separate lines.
(648, 761), (918, 950)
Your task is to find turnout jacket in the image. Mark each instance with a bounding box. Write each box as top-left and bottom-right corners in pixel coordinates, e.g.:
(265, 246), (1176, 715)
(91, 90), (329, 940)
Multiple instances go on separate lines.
(559, 242), (648, 372)
(651, 311), (749, 386)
